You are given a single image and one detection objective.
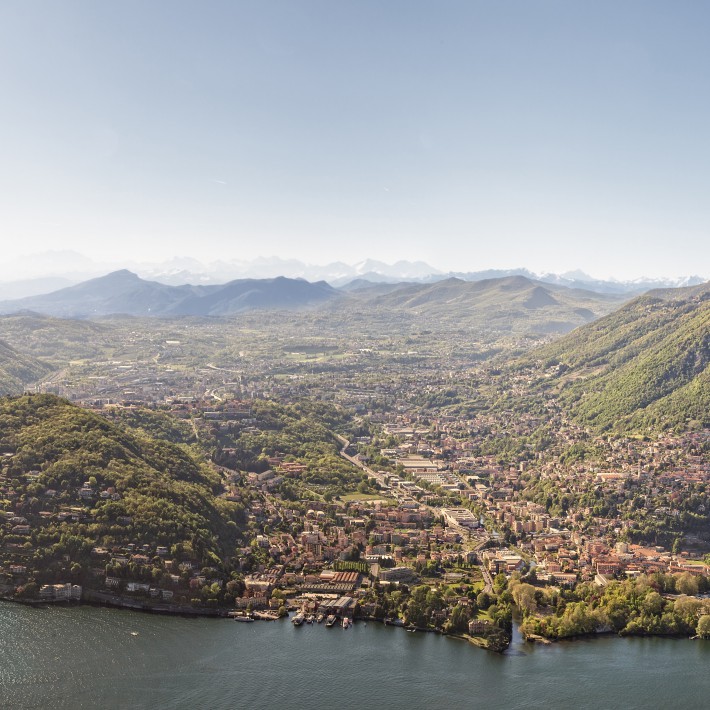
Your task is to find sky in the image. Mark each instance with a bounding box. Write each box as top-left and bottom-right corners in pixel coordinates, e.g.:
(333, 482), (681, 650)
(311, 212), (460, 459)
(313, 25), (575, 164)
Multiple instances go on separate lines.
(0, 1), (709, 280)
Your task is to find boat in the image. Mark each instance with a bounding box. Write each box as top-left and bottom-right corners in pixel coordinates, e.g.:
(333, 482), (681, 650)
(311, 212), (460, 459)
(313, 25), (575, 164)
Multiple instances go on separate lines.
(130, 631), (139, 636)
(316, 613), (324, 624)
(306, 615), (315, 624)
(342, 618), (350, 629)
(292, 613), (305, 626)
(234, 616), (254, 623)
(325, 615), (336, 627)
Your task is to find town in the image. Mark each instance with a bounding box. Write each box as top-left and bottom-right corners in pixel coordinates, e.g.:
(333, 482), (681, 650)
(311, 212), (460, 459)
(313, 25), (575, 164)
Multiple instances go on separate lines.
(1, 305), (709, 646)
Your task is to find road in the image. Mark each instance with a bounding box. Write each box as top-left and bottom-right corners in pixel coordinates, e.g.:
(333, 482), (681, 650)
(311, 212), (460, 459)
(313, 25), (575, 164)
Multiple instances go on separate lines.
(335, 434), (390, 488)
(336, 433), (494, 590)
(480, 561), (494, 593)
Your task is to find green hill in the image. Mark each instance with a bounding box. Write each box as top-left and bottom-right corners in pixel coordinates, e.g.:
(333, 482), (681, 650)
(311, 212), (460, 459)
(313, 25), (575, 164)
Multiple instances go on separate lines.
(0, 394), (244, 572)
(344, 275), (627, 336)
(532, 282), (710, 431)
(0, 338), (51, 394)
(0, 312), (112, 364)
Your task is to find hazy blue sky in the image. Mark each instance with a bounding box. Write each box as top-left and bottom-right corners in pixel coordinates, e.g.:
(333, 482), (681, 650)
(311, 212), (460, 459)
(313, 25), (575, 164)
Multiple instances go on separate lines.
(1, 1), (709, 279)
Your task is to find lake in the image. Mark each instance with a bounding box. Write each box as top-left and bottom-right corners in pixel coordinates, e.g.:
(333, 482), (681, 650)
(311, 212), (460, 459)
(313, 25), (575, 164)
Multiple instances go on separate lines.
(1, 603), (709, 709)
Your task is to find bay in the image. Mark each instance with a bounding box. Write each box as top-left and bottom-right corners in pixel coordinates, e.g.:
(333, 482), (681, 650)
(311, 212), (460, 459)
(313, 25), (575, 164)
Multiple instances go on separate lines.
(1, 603), (709, 709)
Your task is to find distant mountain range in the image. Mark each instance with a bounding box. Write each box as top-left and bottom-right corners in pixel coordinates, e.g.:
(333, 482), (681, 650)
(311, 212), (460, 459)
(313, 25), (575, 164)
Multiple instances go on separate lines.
(0, 270), (630, 339)
(340, 275), (629, 335)
(532, 281), (710, 431)
(444, 269), (706, 295)
(1, 269), (707, 431)
(0, 270), (339, 318)
(0, 251), (705, 298)
(343, 269), (706, 295)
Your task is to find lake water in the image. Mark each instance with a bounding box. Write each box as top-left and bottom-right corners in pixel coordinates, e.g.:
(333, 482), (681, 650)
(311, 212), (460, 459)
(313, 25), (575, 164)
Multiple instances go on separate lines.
(1, 603), (709, 709)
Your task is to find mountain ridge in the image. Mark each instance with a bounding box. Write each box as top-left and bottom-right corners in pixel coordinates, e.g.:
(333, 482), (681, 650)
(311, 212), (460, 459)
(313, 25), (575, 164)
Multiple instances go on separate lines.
(531, 281), (710, 431)
(340, 275), (628, 335)
(1, 251), (705, 295)
(0, 271), (340, 318)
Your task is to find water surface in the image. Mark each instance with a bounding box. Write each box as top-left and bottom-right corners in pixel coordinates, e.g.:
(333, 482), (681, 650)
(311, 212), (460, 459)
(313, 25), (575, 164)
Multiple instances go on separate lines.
(1, 603), (708, 709)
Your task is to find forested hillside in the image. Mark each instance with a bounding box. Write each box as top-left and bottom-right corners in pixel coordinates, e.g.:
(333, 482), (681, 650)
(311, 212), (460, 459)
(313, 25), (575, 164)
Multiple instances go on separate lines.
(0, 394), (245, 572)
(0, 312), (112, 364)
(533, 282), (710, 431)
(0, 339), (51, 394)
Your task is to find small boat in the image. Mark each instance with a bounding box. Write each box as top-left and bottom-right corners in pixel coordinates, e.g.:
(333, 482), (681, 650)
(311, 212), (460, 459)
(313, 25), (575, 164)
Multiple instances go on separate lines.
(234, 616), (254, 623)
(306, 615), (315, 624)
(316, 613), (324, 624)
(292, 613), (305, 626)
(130, 631), (139, 636)
(325, 615), (336, 627)
(342, 618), (350, 629)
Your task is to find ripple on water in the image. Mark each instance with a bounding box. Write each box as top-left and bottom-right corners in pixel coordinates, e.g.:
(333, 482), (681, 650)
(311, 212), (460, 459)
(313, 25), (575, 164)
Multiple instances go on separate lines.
(2, 604), (710, 709)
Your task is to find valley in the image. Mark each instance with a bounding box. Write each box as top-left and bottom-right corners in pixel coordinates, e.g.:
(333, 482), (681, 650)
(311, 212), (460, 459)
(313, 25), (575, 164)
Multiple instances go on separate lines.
(0, 275), (708, 645)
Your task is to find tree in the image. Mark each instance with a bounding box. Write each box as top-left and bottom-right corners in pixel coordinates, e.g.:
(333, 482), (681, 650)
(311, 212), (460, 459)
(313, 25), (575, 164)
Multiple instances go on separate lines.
(676, 572), (699, 597)
(477, 591), (493, 610)
(642, 590), (663, 616)
(696, 615), (710, 638)
(672, 596), (703, 630)
(446, 604), (470, 633)
(511, 582), (537, 615)
(343, 545), (360, 562)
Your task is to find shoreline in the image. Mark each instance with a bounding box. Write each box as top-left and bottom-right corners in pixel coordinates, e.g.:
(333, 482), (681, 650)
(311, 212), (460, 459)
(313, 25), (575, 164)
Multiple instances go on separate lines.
(4, 593), (704, 649)
(524, 628), (703, 644)
(0, 593), (510, 652)
(1, 593), (228, 618)
(82, 589), (229, 617)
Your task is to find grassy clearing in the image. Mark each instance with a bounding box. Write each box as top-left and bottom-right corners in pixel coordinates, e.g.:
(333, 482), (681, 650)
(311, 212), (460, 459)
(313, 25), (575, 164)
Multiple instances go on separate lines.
(339, 493), (392, 502)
